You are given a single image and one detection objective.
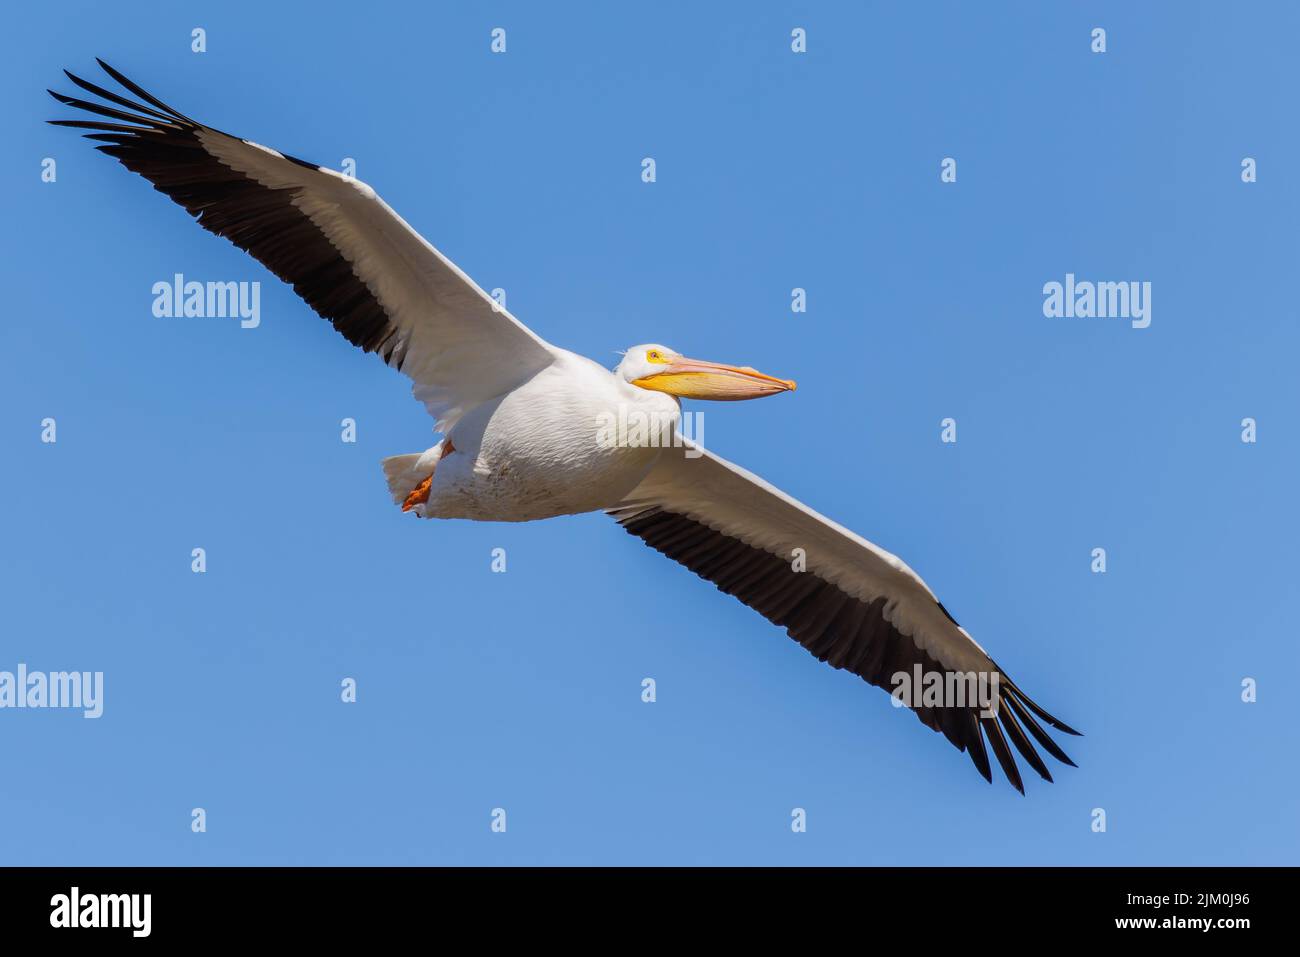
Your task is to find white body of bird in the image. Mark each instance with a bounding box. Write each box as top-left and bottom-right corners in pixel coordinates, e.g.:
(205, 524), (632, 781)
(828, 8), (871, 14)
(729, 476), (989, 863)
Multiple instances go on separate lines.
(392, 349), (680, 522)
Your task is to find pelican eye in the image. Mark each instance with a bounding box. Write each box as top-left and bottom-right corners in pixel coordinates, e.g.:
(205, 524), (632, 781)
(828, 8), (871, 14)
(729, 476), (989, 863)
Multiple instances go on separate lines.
(646, 350), (667, 363)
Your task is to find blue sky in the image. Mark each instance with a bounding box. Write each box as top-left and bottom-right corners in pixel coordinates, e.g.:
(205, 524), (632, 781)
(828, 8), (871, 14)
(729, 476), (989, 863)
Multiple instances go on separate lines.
(1, 1), (1296, 865)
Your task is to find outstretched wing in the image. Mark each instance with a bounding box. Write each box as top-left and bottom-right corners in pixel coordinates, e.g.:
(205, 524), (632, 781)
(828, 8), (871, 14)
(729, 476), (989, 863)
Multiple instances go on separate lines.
(609, 442), (1080, 793)
(49, 60), (557, 431)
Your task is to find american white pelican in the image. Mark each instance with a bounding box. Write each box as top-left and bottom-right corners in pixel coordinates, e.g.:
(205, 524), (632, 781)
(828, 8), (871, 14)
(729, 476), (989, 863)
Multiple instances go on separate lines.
(51, 62), (1080, 792)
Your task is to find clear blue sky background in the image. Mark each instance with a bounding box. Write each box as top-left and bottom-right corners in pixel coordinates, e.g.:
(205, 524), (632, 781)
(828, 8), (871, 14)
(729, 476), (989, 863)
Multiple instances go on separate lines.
(1, 1), (1296, 865)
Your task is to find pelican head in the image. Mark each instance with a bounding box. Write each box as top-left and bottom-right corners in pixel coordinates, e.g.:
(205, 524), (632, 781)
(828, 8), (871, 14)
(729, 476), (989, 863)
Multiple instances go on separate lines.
(617, 344), (796, 401)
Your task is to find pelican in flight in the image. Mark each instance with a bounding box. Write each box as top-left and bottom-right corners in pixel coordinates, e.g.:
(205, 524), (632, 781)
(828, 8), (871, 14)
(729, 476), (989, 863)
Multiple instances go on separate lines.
(51, 61), (1080, 792)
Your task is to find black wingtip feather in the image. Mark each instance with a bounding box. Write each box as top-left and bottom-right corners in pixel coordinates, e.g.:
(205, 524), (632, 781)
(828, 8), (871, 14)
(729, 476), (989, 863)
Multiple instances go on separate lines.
(47, 90), (180, 130)
(1004, 694), (1077, 768)
(965, 712), (993, 784)
(94, 58), (196, 123)
(62, 68), (180, 124)
(981, 716), (1025, 794)
(48, 119), (155, 135)
(999, 672), (1082, 737)
(998, 700), (1053, 783)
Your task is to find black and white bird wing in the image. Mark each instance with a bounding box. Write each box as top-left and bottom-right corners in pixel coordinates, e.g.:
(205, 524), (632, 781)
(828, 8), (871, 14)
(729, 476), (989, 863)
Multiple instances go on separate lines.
(49, 60), (557, 432)
(609, 442), (1080, 792)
